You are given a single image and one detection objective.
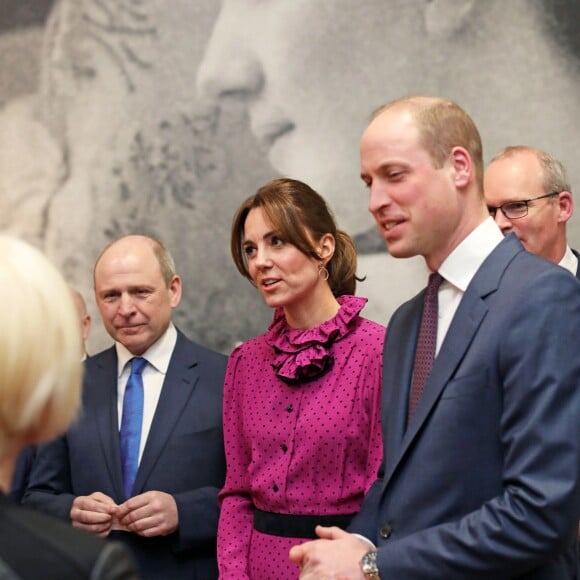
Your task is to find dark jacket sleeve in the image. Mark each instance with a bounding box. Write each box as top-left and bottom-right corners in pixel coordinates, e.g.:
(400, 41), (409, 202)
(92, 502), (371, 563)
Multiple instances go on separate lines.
(22, 434), (76, 520)
(91, 542), (140, 580)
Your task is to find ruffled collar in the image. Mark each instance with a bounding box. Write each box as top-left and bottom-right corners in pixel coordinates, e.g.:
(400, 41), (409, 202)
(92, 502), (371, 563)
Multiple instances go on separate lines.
(266, 295), (367, 384)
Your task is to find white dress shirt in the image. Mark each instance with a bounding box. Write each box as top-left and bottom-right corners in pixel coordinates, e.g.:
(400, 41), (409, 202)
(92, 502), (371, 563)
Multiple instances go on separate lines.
(558, 245), (578, 276)
(116, 323), (177, 463)
(435, 217), (504, 354)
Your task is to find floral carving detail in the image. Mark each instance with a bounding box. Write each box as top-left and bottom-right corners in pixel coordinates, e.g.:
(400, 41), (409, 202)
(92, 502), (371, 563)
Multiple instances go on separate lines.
(107, 106), (223, 239)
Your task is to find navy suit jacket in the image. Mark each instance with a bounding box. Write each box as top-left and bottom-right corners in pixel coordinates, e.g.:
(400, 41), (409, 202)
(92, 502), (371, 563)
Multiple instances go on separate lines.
(9, 445), (36, 503)
(0, 493), (138, 579)
(25, 329), (227, 580)
(573, 248), (580, 279)
(350, 235), (580, 578)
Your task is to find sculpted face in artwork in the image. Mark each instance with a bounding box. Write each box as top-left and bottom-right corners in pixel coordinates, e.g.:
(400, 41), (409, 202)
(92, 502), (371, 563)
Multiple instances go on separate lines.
(197, 0), (431, 241)
(198, 1), (580, 207)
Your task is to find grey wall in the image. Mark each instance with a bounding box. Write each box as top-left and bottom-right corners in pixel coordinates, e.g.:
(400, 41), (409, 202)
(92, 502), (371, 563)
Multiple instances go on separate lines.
(1, 0), (579, 354)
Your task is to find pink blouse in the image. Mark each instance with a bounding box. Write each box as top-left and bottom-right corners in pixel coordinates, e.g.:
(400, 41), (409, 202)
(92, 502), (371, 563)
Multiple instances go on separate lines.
(217, 296), (385, 579)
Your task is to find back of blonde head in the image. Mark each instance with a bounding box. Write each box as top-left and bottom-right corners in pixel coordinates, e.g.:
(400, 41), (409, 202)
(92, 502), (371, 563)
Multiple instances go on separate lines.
(0, 236), (82, 457)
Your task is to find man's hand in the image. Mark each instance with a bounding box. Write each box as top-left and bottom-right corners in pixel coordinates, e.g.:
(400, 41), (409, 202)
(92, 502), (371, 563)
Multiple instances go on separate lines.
(116, 490), (178, 537)
(289, 526), (369, 579)
(70, 492), (118, 536)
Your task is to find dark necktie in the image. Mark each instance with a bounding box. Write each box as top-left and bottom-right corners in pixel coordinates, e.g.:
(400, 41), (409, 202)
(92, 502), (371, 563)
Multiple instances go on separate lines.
(407, 272), (444, 426)
(120, 357), (147, 499)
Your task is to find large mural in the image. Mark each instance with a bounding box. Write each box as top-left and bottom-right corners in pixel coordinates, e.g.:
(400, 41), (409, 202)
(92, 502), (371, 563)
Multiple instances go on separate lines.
(1, 0), (579, 353)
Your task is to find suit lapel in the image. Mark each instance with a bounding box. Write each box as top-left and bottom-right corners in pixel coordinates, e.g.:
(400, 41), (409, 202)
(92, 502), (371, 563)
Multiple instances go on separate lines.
(133, 332), (199, 492)
(384, 235), (523, 486)
(572, 249), (580, 279)
(90, 348), (125, 500)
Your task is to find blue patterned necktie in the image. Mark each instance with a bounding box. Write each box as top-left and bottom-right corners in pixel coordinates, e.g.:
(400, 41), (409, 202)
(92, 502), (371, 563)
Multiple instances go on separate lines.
(120, 357), (147, 499)
(407, 272), (444, 426)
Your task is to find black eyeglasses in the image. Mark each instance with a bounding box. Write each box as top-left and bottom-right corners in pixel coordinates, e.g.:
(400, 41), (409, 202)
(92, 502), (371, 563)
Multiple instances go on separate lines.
(487, 191), (560, 220)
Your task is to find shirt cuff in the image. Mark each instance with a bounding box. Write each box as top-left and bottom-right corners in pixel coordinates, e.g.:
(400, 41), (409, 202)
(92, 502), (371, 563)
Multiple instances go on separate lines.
(352, 533), (376, 549)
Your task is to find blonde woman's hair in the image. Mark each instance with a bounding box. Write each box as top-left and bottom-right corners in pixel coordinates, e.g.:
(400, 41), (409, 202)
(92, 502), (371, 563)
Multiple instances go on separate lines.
(0, 236), (82, 458)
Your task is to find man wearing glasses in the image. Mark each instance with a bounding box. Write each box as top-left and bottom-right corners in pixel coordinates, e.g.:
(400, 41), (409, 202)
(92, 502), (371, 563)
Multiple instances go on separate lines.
(485, 145), (580, 578)
(484, 146), (579, 278)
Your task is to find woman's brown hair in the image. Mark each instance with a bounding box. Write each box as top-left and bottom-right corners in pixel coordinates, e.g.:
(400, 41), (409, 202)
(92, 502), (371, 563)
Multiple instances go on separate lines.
(231, 178), (358, 297)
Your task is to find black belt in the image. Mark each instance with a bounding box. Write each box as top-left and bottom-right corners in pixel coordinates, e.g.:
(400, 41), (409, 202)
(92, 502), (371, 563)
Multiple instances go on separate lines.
(253, 508), (356, 539)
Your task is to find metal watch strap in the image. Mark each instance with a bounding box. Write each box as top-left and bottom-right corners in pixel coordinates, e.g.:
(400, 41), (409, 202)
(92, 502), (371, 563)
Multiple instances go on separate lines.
(360, 549), (380, 580)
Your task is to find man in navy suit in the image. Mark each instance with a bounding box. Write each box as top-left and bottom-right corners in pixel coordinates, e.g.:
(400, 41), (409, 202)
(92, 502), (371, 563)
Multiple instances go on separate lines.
(290, 96), (580, 578)
(25, 235), (227, 580)
(485, 145), (580, 279)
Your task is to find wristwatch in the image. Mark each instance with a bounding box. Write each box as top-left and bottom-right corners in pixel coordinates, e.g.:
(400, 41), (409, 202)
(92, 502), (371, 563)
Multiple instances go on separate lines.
(360, 549), (381, 579)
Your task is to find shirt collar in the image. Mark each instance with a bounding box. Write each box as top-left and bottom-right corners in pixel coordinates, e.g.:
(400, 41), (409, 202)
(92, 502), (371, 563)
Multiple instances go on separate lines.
(558, 245), (578, 276)
(438, 217), (504, 293)
(116, 323), (177, 377)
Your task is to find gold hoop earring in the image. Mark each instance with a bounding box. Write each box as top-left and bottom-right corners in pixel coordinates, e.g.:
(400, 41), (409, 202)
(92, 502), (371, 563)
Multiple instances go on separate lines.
(318, 265), (329, 281)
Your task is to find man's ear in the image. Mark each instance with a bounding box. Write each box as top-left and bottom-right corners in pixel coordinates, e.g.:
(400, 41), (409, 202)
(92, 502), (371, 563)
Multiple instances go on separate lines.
(449, 146), (472, 189)
(424, 0), (477, 36)
(557, 191), (574, 224)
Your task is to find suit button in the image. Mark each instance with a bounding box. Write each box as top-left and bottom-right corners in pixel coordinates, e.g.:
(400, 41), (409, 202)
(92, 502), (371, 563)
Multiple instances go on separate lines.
(379, 524), (392, 539)
(281, 444), (288, 453)
(286, 404), (293, 412)
(273, 484), (279, 492)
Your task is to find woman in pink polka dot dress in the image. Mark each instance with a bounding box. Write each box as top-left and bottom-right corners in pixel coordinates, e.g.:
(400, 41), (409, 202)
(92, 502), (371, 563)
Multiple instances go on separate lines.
(218, 178), (385, 579)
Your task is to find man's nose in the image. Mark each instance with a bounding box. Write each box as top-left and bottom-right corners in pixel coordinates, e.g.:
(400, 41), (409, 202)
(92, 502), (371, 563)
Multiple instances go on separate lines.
(368, 184), (391, 215)
(493, 211), (513, 234)
(196, 9), (264, 101)
(118, 294), (136, 315)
